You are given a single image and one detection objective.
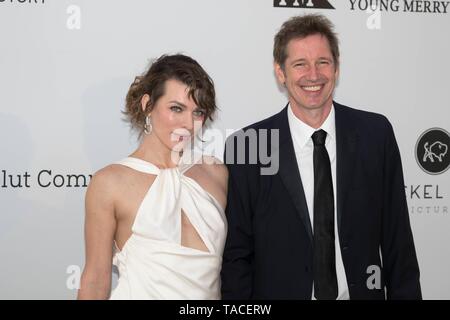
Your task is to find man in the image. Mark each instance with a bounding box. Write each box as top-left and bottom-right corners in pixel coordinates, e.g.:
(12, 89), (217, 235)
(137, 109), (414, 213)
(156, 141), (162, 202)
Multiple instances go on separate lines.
(221, 14), (421, 300)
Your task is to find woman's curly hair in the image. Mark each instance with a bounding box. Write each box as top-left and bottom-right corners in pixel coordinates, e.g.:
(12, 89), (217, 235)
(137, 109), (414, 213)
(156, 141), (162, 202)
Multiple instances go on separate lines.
(123, 54), (217, 138)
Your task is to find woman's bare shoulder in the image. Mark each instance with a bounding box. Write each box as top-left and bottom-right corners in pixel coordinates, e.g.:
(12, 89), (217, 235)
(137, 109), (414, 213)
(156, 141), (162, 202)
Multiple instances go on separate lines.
(87, 163), (131, 196)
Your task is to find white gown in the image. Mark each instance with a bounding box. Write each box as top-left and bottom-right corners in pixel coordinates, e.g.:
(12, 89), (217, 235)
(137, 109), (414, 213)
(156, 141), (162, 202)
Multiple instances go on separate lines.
(109, 155), (227, 300)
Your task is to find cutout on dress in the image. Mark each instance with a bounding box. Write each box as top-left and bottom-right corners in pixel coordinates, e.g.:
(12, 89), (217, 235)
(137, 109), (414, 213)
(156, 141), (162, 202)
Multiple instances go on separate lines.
(180, 209), (209, 253)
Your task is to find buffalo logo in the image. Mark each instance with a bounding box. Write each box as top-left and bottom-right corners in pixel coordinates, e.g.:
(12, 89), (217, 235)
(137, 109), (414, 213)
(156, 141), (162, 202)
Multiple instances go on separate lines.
(423, 142), (447, 162)
(274, 0), (335, 9)
(415, 128), (450, 175)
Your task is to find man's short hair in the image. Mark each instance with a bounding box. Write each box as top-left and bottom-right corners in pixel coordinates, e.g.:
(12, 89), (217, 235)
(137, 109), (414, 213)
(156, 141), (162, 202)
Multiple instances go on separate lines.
(273, 14), (340, 68)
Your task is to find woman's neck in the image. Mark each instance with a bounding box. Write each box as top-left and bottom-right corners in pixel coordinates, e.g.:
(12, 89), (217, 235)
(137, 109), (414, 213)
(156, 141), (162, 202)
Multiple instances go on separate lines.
(131, 134), (182, 168)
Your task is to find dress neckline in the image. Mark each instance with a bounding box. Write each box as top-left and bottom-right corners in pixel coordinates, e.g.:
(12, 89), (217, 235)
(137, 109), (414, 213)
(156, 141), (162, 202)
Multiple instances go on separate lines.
(125, 151), (202, 173)
(126, 156), (179, 170)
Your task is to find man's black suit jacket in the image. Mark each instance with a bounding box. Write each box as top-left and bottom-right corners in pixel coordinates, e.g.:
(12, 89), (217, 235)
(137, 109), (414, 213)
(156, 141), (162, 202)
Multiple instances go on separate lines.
(221, 102), (421, 299)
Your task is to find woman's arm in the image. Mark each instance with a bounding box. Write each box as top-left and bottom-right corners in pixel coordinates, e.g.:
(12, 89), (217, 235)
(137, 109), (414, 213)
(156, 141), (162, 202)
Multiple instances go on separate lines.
(77, 169), (117, 300)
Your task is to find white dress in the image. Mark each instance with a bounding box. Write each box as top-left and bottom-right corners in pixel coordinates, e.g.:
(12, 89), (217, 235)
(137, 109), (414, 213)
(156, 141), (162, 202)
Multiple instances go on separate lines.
(109, 155), (227, 300)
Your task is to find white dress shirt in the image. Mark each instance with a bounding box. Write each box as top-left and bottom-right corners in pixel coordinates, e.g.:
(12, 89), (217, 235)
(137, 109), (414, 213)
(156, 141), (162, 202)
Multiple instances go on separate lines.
(287, 103), (349, 300)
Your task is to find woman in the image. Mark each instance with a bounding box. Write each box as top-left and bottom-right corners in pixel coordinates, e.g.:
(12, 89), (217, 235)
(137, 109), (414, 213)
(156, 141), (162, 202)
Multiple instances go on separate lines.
(77, 54), (228, 299)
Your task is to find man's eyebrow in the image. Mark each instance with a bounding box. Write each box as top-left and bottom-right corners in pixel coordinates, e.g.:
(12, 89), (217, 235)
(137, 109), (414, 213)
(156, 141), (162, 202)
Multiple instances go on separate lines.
(290, 57), (333, 64)
(291, 58), (307, 63)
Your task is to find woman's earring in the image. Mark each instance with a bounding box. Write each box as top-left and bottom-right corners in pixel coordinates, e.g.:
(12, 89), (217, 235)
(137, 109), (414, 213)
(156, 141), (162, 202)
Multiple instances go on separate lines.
(144, 115), (152, 134)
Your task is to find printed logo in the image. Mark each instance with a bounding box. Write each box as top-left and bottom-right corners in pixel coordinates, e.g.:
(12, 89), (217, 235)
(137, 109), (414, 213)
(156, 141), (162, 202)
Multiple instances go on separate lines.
(274, 0), (335, 9)
(0, 0), (45, 4)
(415, 128), (450, 175)
(349, 0), (449, 14)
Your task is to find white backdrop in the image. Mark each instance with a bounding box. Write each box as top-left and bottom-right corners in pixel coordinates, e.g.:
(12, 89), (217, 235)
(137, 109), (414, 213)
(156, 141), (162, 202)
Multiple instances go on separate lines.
(0, 0), (449, 299)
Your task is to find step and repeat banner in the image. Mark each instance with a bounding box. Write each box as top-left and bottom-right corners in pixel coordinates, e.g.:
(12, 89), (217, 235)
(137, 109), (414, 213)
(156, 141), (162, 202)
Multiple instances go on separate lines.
(0, 0), (449, 299)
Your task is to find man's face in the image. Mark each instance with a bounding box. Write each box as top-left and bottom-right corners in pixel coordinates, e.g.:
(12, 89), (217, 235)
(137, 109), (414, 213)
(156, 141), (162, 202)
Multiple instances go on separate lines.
(275, 34), (339, 113)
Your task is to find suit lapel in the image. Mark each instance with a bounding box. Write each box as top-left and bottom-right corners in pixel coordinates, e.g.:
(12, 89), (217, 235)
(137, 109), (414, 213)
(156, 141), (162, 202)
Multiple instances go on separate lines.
(276, 106), (313, 243)
(274, 103), (359, 243)
(334, 103), (358, 237)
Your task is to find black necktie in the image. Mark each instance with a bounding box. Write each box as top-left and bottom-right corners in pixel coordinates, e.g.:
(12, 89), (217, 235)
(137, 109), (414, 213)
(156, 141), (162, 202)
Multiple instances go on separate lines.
(312, 129), (338, 300)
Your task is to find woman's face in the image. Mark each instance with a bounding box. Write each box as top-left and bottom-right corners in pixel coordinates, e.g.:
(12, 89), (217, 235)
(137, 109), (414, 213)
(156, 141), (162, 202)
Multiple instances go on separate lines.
(142, 79), (206, 152)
